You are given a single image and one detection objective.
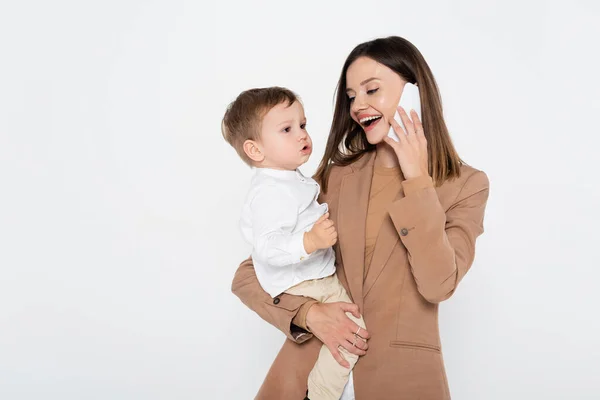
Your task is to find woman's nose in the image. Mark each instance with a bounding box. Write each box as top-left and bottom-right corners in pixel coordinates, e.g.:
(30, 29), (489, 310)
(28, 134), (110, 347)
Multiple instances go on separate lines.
(351, 95), (367, 114)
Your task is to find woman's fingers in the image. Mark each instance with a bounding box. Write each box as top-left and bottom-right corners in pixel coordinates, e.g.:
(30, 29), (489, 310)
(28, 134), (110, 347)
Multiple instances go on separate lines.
(352, 323), (370, 340)
(307, 302), (369, 368)
(327, 344), (350, 369)
(397, 106), (415, 135)
(397, 107), (418, 144)
(411, 109), (426, 146)
(338, 302), (360, 319)
(338, 303), (369, 354)
(388, 116), (407, 145)
(345, 330), (368, 351)
(341, 336), (367, 356)
(410, 109), (423, 134)
(383, 135), (400, 149)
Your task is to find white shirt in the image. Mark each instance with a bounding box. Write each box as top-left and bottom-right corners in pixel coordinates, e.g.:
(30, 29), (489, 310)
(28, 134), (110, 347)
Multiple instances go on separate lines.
(340, 371), (355, 399)
(240, 167), (336, 297)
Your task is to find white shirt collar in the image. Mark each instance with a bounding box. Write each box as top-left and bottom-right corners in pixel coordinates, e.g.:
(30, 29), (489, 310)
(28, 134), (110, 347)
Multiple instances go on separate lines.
(254, 167), (305, 181)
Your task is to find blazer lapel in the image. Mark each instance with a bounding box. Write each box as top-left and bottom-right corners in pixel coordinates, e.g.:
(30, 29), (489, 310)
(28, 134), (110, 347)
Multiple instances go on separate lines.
(363, 170), (407, 298)
(337, 152), (375, 311)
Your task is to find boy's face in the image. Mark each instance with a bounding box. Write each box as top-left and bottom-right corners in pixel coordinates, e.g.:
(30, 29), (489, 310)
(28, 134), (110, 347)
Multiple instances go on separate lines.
(251, 101), (313, 170)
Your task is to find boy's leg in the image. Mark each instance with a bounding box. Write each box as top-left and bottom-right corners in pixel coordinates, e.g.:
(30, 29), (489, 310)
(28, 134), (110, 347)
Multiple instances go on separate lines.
(285, 274), (366, 400)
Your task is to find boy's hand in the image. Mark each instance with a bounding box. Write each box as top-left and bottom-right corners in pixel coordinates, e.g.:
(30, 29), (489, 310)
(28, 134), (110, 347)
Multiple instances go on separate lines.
(303, 213), (337, 254)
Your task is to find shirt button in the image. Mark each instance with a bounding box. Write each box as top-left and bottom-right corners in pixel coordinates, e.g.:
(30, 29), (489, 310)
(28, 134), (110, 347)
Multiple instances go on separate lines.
(400, 228), (409, 236)
(273, 298), (280, 305)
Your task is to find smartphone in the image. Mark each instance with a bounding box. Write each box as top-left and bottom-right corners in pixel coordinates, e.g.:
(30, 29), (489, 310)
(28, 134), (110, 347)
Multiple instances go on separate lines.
(387, 82), (422, 142)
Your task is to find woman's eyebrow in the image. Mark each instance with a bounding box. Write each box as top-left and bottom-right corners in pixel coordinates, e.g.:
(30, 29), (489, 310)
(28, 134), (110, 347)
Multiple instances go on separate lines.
(346, 77), (379, 92)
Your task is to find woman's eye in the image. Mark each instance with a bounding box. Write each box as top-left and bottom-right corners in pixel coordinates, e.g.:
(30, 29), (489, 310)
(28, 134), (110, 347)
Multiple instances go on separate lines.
(367, 88), (379, 95)
(348, 97), (355, 103)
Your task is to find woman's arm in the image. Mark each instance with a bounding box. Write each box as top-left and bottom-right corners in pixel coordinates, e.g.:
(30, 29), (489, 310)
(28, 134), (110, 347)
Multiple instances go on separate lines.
(231, 256), (317, 343)
(388, 170), (490, 303)
(232, 256), (370, 365)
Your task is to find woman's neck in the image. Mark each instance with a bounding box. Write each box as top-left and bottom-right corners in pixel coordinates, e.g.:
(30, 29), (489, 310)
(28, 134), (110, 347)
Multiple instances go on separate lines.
(375, 143), (400, 168)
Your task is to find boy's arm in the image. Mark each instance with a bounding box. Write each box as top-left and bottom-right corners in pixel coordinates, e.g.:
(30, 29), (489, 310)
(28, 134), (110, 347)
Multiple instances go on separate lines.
(250, 185), (315, 266)
(231, 256), (317, 342)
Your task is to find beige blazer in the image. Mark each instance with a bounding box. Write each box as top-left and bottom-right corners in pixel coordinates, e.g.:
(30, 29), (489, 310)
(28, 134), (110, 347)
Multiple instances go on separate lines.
(232, 150), (489, 399)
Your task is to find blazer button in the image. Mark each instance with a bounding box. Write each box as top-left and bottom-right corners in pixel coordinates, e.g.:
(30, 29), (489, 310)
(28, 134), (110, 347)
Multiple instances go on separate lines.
(400, 228), (409, 236)
(273, 298), (280, 305)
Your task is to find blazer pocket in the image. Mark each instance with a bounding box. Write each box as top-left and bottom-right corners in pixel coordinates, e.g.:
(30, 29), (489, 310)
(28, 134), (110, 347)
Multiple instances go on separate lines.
(389, 340), (441, 353)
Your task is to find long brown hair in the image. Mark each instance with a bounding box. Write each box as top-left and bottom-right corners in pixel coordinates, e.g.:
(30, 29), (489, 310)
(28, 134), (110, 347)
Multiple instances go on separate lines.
(315, 36), (463, 192)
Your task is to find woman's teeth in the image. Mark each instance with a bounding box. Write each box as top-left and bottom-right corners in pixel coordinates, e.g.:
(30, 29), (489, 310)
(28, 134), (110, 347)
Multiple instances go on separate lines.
(360, 115), (382, 126)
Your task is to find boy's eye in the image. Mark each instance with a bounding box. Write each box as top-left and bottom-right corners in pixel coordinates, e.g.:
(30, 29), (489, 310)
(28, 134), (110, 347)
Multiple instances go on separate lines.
(367, 88), (379, 95)
(300, 123), (306, 130)
(283, 127), (291, 133)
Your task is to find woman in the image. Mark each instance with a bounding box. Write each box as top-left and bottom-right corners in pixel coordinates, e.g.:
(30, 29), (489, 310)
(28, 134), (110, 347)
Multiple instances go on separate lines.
(232, 36), (489, 399)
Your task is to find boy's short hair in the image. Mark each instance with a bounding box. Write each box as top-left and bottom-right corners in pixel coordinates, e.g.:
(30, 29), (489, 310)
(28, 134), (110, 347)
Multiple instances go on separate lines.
(221, 87), (299, 166)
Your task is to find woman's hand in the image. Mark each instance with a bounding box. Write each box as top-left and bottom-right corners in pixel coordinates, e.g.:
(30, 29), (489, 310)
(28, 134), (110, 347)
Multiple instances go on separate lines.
(383, 107), (429, 180)
(305, 302), (369, 368)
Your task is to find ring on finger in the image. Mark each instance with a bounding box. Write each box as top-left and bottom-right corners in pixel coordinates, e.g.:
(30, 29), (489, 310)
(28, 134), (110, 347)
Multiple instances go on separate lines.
(352, 337), (357, 347)
(355, 327), (361, 336)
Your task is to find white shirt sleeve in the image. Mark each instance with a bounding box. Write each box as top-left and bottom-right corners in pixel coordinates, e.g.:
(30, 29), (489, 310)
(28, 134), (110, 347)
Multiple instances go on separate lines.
(249, 185), (311, 267)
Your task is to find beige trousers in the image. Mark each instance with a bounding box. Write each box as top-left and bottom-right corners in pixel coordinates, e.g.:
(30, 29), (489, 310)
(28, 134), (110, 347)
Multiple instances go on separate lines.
(285, 273), (366, 400)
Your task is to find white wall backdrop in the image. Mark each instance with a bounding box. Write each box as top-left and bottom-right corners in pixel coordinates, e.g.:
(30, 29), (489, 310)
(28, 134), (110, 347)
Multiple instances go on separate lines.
(1, 0), (599, 399)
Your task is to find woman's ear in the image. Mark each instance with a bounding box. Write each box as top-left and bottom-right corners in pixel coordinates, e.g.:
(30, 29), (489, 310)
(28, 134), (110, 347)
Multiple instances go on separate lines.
(243, 139), (265, 163)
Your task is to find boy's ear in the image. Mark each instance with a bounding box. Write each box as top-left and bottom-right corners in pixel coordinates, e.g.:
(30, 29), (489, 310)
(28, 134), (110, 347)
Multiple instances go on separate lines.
(243, 139), (265, 163)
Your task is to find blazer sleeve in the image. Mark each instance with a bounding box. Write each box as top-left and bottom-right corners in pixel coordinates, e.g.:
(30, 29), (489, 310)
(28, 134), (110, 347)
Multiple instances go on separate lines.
(231, 256), (316, 343)
(388, 171), (490, 303)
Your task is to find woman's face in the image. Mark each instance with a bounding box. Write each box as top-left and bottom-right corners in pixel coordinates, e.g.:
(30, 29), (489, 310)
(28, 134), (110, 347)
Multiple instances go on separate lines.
(345, 56), (407, 144)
